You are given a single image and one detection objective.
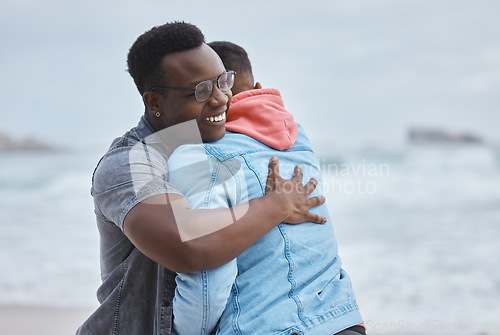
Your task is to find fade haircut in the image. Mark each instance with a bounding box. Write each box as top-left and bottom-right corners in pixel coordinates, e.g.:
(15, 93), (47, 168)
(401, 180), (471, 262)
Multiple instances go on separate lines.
(208, 41), (254, 94)
(127, 21), (205, 95)
(208, 41), (253, 76)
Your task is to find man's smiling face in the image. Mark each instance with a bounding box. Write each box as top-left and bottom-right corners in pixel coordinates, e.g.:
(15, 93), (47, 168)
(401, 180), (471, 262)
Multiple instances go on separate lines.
(155, 43), (232, 143)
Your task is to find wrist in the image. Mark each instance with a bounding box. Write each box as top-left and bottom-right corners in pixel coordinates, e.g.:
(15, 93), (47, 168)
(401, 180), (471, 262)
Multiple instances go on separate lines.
(264, 191), (290, 223)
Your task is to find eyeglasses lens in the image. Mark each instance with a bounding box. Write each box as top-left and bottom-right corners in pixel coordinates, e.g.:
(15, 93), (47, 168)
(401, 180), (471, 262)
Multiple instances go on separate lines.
(194, 81), (213, 102)
(219, 72), (234, 92)
(194, 71), (235, 102)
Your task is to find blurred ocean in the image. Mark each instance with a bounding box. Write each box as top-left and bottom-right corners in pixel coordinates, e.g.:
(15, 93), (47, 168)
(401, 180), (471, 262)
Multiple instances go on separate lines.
(1, 143), (499, 334)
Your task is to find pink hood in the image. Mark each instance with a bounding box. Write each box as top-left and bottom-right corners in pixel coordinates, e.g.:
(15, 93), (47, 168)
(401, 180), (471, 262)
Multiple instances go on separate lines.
(225, 88), (298, 150)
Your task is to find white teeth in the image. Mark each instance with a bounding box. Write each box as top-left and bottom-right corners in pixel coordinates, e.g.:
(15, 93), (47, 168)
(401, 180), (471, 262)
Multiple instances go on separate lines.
(205, 113), (225, 122)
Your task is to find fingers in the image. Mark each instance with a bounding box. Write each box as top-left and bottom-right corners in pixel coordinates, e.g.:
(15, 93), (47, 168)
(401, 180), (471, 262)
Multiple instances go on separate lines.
(265, 156), (280, 194)
(303, 177), (318, 195)
(291, 165), (303, 182)
(304, 211), (327, 224)
(268, 156), (280, 175)
(306, 193), (327, 224)
(307, 195), (326, 209)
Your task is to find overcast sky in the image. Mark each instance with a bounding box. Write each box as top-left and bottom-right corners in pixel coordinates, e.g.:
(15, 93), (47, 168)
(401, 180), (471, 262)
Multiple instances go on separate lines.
(1, 0), (499, 153)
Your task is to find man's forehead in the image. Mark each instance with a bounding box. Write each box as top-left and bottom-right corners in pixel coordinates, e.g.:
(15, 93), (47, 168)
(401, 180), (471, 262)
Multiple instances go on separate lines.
(161, 44), (225, 85)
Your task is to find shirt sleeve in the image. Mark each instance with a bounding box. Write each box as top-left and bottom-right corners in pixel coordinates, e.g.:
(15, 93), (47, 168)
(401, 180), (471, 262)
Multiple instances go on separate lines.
(169, 145), (243, 334)
(91, 144), (182, 230)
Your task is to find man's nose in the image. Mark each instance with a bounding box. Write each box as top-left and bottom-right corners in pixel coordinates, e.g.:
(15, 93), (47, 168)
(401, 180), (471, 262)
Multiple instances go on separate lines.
(208, 85), (230, 106)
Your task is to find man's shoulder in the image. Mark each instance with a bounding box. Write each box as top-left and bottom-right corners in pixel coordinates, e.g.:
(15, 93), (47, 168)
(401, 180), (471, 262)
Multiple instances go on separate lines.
(92, 120), (168, 195)
(102, 116), (160, 153)
(205, 131), (282, 158)
(194, 124), (315, 161)
(291, 124), (313, 150)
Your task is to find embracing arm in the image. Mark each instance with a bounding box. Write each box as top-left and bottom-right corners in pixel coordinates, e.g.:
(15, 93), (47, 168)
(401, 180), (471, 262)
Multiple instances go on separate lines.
(123, 157), (325, 273)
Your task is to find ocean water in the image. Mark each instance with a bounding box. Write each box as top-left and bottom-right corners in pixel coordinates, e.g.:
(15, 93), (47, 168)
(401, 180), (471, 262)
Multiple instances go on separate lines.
(322, 144), (500, 334)
(0, 149), (101, 308)
(1, 144), (499, 334)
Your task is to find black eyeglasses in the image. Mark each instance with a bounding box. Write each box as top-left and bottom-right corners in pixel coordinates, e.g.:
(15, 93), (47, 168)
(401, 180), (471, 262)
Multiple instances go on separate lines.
(149, 70), (236, 102)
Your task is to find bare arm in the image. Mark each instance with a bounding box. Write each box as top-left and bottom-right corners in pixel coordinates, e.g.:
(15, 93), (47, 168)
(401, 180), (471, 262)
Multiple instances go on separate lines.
(123, 157), (325, 273)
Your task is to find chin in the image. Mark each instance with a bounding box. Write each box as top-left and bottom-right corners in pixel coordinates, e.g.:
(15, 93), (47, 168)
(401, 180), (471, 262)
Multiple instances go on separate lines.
(201, 128), (226, 143)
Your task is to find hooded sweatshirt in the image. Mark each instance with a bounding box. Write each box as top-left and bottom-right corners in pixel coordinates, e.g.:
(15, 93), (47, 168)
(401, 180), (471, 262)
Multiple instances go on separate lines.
(225, 88), (298, 151)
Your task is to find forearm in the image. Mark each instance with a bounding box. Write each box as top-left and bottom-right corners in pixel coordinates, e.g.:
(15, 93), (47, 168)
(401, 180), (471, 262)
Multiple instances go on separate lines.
(177, 192), (288, 271)
(124, 192), (289, 273)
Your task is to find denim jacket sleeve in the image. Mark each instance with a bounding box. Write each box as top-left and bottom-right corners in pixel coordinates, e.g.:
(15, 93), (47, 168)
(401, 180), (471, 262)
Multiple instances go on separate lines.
(168, 145), (243, 334)
(173, 261), (237, 335)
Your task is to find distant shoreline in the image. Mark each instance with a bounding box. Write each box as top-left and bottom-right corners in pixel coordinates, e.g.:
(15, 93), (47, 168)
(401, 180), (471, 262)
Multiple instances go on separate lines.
(0, 132), (55, 152)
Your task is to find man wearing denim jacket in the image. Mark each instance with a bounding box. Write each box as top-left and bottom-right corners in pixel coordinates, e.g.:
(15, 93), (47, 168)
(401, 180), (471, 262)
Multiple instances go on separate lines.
(170, 42), (365, 335)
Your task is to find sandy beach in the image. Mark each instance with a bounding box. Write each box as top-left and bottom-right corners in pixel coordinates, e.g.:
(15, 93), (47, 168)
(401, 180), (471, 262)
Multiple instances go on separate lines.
(1, 305), (499, 335)
(0, 305), (94, 335)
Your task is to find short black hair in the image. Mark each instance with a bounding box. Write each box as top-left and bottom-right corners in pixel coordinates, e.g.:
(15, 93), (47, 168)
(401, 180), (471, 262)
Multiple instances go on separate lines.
(208, 41), (253, 76)
(127, 21), (205, 95)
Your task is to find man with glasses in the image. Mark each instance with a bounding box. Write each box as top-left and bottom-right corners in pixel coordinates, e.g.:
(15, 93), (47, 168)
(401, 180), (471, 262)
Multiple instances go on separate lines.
(149, 70), (236, 105)
(169, 42), (365, 334)
(77, 22), (325, 335)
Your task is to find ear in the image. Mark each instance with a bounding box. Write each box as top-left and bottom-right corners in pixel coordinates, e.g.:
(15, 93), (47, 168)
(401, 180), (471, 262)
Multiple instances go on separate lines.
(142, 91), (162, 111)
(254, 82), (262, 89)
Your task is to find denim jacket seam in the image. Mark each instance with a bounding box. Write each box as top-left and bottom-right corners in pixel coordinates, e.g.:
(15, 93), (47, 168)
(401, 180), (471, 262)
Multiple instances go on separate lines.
(208, 144), (313, 157)
(231, 283), (242, 335)
(300, 301), (360, 330)
(240, 155), (265, 193)
(112, 258), (128, 335)
(234, 161), (243, 204)
(205, 144), (268, 160)
(282, 145), (313, 153)
(160, 270), (177, 335)
(223, 157), (244, 204)
(201, 270), (209, 334)
(203, 159), (219, 209)
(278, 225), (305, 322)
(206, 153), (244, 207)
(159, 272), (169, 335)
(205, 136), (314, 156)
(159, 272), (166, 335)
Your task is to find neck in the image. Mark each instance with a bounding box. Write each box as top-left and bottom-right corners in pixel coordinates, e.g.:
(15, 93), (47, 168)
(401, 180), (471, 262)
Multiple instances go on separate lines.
(145, 112), (160, 132)
(144, 112), (204, 153)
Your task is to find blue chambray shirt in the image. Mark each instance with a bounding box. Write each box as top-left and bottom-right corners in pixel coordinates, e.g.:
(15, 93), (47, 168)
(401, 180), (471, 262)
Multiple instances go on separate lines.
(77, 116), (182, 335)
(169, 126), (364, 335)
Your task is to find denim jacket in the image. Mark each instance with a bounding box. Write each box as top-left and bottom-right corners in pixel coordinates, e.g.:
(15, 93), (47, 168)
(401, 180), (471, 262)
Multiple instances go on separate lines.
(169, 126), (363, 335)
